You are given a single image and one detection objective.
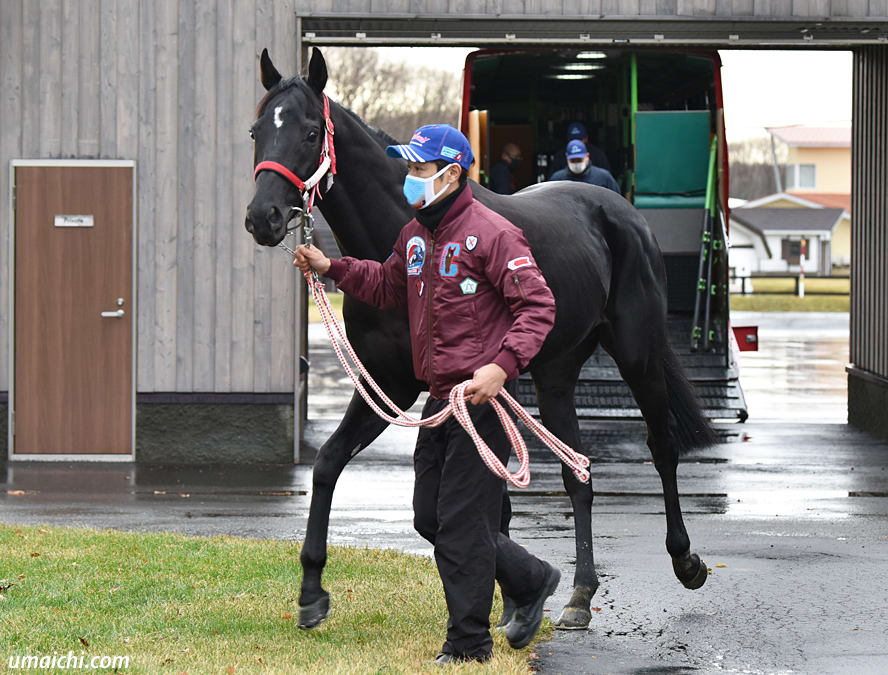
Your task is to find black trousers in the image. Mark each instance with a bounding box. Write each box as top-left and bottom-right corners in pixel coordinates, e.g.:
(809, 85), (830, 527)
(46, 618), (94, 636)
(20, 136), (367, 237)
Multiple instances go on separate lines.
(413, 393), (549, 659)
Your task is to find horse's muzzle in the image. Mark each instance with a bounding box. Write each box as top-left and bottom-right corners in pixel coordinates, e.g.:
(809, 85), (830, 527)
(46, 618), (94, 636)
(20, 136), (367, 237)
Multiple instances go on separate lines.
(245, 203), (287, 246)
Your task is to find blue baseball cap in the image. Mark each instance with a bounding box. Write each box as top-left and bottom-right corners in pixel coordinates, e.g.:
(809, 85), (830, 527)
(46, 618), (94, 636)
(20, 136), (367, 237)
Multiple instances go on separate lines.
(566, 140), (588, 159)
(567, 122), (587, 140)
(386, 124), (475, 171)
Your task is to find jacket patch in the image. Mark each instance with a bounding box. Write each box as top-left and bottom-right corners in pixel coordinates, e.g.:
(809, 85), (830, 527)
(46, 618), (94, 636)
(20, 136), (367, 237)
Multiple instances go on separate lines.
(507, 256), (533, 270)
(406, 236), (425, 276)
(439, 242), (461, 278)
(465, 235), (478, 250)
(459, 277), (478, 295)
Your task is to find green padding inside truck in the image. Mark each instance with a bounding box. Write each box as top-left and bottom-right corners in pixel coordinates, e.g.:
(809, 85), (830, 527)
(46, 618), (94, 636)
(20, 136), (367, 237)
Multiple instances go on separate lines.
(635, 111), (711, 210)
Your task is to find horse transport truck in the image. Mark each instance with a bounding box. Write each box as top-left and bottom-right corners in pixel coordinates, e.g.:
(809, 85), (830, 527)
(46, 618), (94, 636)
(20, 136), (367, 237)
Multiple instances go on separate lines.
(460, 48), (748, 421)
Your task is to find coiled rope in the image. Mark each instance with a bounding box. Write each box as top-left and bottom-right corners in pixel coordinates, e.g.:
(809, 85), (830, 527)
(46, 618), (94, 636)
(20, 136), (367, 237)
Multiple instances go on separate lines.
(304, 270), (590, 488)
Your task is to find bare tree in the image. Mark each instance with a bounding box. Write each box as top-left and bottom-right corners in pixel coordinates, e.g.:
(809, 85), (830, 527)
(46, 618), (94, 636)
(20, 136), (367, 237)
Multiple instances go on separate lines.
(729, 136), (787, 164)
(728, 136), (787, 200)
(322, 48), (462, 142)
(729, 162), (785, 200)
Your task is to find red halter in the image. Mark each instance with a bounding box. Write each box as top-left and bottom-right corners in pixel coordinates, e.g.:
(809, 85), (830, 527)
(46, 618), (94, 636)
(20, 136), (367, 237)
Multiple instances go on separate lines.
(253, 93), (337, 208)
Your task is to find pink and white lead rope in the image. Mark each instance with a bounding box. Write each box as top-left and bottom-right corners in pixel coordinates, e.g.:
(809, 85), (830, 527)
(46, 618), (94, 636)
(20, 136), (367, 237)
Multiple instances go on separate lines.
(304, 271), (590, 488)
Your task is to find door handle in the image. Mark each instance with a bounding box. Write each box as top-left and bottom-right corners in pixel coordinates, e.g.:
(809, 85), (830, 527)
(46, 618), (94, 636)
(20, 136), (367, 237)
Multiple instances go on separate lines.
(101, 298), (126, 318)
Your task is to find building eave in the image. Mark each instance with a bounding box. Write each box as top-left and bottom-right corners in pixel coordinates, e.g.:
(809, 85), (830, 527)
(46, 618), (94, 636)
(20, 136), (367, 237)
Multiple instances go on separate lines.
(740, 192), (825, 209)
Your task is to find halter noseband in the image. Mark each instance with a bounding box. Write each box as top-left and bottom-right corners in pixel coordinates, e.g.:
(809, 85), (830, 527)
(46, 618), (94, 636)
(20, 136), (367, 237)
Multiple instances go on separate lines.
(252, 92), (338, 211)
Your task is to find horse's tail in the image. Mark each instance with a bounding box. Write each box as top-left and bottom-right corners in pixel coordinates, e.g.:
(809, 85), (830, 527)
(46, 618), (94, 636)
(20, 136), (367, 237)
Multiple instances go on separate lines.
(662, 343), (720, 453)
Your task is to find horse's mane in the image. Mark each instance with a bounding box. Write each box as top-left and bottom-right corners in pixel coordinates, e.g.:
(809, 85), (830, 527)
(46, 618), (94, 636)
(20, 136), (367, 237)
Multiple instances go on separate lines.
(255, 77), (401, 150)
(338, 106), (401, 150)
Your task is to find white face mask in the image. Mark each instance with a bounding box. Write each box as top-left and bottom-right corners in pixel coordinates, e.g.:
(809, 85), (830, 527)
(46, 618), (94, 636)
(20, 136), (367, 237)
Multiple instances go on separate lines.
(403, 163), (457, 209)
(568, 158), (589, 175)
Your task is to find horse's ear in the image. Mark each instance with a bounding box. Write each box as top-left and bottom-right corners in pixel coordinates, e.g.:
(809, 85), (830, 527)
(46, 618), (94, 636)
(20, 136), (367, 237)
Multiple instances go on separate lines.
(260, 48), (282, 91)
(307, 48), (327, 95)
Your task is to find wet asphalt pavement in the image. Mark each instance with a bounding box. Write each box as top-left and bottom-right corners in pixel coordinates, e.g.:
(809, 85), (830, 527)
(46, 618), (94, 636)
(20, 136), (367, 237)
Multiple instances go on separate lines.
(3, 312), (888, 674)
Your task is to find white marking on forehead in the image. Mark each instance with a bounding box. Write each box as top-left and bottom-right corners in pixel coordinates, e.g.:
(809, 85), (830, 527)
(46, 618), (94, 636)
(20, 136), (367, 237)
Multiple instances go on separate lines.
(274, 105), (284, 128)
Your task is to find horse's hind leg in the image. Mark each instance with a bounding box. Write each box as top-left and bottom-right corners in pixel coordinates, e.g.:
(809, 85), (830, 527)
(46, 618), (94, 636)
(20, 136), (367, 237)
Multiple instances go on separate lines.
(601, 323), (709, 591)
(299, 382), (420, 629)
(531, 349), (599, 630)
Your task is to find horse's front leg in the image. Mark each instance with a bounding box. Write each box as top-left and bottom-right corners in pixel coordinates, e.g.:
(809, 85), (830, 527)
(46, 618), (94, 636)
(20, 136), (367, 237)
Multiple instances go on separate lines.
(298, 382), (420, 629)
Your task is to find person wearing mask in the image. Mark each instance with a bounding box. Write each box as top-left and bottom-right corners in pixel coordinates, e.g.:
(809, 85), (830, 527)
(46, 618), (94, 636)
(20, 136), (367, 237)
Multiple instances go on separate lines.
(548, 121), (612, 177)
(488, 142), (522, 194)
(293, 124), (561, 665)
(548, 139), (621, 194)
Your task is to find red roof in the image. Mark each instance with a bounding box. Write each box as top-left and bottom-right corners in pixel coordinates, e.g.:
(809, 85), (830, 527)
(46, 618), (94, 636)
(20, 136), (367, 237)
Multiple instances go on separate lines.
(788, 192), (851, 213)
(768, 126), (851, 147)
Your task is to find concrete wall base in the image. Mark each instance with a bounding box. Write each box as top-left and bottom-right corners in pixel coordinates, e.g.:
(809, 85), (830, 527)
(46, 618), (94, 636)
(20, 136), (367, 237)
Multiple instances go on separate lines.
(135, 404), (295, 464)
(0, 402), (6, 454)
(1, 402), (295, 464)
(848, 367), (888, 442)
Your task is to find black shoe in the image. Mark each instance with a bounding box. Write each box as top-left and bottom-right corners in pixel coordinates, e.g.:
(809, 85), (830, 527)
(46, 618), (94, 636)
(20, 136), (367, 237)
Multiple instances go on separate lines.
(496, 594), (517, 632)
(433, 652), (490, 666)
(506, 562), (561, 649)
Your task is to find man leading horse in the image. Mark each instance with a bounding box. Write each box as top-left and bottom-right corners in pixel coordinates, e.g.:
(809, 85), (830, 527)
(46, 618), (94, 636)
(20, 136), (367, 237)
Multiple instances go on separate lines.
(294, 123), (560, 665)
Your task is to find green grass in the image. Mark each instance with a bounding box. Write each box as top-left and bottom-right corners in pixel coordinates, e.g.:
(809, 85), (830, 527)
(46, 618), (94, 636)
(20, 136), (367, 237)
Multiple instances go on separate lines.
(730, 294), (849, 312)
(743, 277), (850, 294)
(731, 276), (849, 312)
(0, 525), (549, 674)
(309, 292), (343, 324)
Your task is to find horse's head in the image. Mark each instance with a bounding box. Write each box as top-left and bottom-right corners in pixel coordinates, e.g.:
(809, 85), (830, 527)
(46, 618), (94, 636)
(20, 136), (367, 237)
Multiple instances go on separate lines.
(245, 48), (330, 246)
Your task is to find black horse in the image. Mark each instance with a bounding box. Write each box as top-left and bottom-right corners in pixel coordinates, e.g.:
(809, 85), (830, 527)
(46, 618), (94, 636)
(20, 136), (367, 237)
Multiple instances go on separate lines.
(245, 48), (717, 631)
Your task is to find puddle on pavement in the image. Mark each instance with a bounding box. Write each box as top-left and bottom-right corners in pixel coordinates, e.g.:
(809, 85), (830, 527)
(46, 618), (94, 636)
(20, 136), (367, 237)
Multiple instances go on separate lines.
(303, 313), (866, 523)
(733, 312), (848, 424)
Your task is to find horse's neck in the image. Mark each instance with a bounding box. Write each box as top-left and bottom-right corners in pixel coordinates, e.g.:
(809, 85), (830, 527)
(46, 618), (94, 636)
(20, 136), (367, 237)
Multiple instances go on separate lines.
(317, 105), (411, 261)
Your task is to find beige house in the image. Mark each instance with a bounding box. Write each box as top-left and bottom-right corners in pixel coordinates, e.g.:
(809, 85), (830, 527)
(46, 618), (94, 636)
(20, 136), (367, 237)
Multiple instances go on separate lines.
(732, 192), (851, 270)
(768, 126), (851, 194)
(728, 203), (846, 276)
(737, 126), (853, 271)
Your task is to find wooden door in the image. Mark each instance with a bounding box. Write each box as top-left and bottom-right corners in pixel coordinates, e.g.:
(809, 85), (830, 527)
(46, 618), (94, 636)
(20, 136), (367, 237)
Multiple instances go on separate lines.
(14, 164), (133, 455)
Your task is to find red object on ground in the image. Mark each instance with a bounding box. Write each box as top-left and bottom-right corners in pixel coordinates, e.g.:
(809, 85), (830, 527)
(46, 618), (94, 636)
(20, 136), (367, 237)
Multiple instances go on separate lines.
(733, 325), (759, 351)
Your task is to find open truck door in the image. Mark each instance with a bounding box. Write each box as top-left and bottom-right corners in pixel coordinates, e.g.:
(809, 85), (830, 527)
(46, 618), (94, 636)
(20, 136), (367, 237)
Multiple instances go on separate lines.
(462, 49), (747, 421)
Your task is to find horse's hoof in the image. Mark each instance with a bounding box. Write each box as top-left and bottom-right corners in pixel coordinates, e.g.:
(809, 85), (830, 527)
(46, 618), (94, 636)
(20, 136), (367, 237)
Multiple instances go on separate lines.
(553, 606), (592, 630)
(297, 593), (330, 629)
(673, 553), (708, 590)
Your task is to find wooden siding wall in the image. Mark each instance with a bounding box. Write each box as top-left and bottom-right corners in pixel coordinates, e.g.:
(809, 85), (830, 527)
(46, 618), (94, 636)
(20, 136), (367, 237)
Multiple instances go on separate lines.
(294, 0), (888, 18)
(851, 46), (888, 380)
(0, 0), (300, 393)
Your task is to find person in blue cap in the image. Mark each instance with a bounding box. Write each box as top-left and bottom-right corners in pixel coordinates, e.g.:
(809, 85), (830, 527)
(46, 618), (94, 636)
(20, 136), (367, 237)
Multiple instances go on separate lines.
(548, 139), (621, 194)
(548, 121), (613, 177)
(294, 123), (561, 665)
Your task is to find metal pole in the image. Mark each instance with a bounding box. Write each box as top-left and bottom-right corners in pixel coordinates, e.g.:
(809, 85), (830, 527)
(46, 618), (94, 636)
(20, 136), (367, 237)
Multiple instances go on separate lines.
(769, 131), (783, 193)
(799, 238), (806, 298)
(630, 53), (638, 199)
(691, 137), (718, 352)
(702, 197), (718, 351)
(294, 15), (306, 463)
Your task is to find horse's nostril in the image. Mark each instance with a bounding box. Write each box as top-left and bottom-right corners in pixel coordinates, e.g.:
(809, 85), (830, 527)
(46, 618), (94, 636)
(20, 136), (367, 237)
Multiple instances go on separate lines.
(267, 206), (282, 227)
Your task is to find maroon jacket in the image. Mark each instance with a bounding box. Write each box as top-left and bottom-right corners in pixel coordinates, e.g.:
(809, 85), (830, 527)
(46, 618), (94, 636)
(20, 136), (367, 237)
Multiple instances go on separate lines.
(326, 185), (556, 398)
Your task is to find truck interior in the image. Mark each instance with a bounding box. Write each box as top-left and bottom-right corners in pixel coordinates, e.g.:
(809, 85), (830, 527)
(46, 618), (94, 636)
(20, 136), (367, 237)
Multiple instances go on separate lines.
(463, 49), (746, 421)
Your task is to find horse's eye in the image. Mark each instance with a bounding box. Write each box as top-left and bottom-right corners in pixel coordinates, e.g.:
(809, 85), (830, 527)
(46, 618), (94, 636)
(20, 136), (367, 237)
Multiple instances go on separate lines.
(307, 129), (318, 142)
(249, 128), (255, 141)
